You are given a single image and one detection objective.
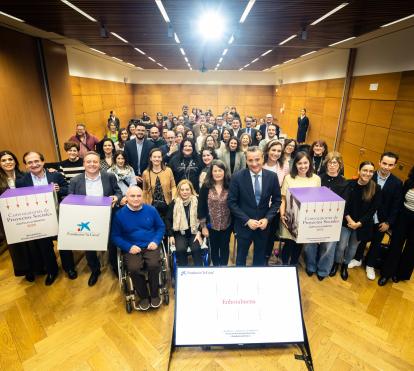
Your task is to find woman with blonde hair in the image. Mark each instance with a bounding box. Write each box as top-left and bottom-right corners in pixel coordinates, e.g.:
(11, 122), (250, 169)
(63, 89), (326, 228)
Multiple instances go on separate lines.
(166, 179), (203, 266)
(239, 132), (252, 154)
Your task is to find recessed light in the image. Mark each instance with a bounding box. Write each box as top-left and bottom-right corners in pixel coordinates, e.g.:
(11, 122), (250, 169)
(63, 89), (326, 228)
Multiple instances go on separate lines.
(184, 57), (188, 63)
(0, 11), (24, 22)
(329, 36), (355, 46)
(90, 48), (105, 55)
(239, 68), (243, 71)
(310, 3), (349, 26)
(300, 50), (316, 57)
(228, 35), (234, 44)
(240, 0), (256, 23)
(112, 57), (123, 62)
(110, 32), (128, 43)
(157, 63), (163, 67)
(61, 0), (97, 22)
(219, 57), (223, 63)
(155, 0), (170, 23)
(283, 59), (294, 64)
(174, 33), (180, 43)
(279, 34), (297, 45)
(134, 48), (146, 55)
(180, 48), (186, 56)
(261, 49), (272, 56)
(148, 56), (156, 62)
(381, 14), (414, 28)
(222, 49), (228, 56)
(251, 58), (259, 63)
(126, 63), (135, 67)
(163, 67), (168, 70)
(244, 63), (250, 68)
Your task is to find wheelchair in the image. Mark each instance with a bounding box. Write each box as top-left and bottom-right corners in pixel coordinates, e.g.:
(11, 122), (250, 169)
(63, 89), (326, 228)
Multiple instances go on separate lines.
(117, 242), (170, 313)
(168, 237), (211, 287)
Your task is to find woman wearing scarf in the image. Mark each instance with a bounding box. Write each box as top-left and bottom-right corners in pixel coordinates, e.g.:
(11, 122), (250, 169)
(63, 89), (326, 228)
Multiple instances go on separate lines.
(166, 179), (203, 266)
(107, 151), (137, 197)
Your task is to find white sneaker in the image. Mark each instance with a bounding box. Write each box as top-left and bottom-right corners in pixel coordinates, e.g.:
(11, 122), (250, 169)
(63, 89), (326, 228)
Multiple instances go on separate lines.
(366, 266), (376, 280)
(348, 259), (362, 269)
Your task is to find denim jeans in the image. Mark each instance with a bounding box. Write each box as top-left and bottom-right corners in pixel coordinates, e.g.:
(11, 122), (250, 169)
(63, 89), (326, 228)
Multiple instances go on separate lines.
(304, 241), (337, 277)
(335, 226), (360, 265)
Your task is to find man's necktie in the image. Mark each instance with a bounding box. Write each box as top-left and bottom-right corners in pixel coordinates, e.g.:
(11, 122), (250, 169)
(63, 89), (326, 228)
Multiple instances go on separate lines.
(254, 174), (261, 205)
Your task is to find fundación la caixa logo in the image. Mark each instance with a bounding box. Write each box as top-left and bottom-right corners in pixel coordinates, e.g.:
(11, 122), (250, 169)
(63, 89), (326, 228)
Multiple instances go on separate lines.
(77, 221), (91, 232)
(67, 221), (100, 237)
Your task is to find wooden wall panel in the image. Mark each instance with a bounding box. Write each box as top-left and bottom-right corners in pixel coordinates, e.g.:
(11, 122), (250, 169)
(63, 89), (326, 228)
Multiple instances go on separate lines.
(70, 77), (135, 139)
(0, 26), (56, 162)
(347, 99), (371, 123)
(367, 100), (395, 128)
(391, 101), (414, 133)
(351, 73), (401, 100)
(342, 121), (366, 147)
(397, 71), (414, 100)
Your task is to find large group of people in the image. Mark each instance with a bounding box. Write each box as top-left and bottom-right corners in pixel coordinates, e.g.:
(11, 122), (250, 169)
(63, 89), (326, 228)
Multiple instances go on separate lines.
(0, 105), (413, 311)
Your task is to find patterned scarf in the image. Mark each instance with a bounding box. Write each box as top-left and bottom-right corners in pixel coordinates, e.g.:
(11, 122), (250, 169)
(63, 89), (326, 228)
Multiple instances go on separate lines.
(173, 195), (199, 235)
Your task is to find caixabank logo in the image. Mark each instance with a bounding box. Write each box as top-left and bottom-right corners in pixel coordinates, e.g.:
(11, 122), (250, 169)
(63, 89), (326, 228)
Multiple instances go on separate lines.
(67, 221), (100, 237)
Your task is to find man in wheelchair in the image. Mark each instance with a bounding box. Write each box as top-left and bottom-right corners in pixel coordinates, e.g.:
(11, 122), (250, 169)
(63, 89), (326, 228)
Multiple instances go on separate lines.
(111, 186), (165, 311)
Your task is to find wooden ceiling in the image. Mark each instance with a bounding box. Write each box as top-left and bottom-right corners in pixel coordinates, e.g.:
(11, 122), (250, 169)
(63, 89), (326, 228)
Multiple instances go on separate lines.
(1, 0), (414, 71)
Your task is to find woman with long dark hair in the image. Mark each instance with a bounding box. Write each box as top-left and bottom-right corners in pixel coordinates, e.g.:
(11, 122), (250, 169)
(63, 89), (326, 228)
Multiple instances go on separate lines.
(115, 128), (130, 151)
(379, 166), (414, 285)
(199, 148), (217, 188)
(99, 138), (116, 171)
(168, 139), (203, 192)
(198, 160), (232, 266)
(331, 161), (380, 280)
(310, 140), (328, 175)
(107, 151), (137, 197)
(282, 139), (297, 170)
(127, 122), (136, 140)
(218, 136), (246, 176)
(279, 151), (321, 265)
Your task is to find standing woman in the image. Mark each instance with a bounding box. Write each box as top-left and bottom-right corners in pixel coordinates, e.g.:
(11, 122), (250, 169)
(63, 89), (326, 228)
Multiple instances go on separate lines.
(202, 135), (218, 154)
(279, 151), (321, 265)
(331, 161), (380, 280)
(282, 139), (297, 171)
(199, 148), (217, 188)
(166, 179), (203, 266)
(263, 140), (289, 264)
(239, 133), (252, 154)
(379, 166), (414, 284)
(219, 128), (232, 153)
(196, 123), (209, 152)
(296, 108), (309, 144)
(219, 137), (246, 176)
(115, 128), (130, 151)
(0, 150), (29, 278)
(142, 148), (176, 219)
(304, 152), (349, 280)
(254, 130), (263, 146)
(310, 140), (328, 176)
(198, 160), (232, 266)
(107, 151), (137, 197)
(99, 138), (116, 171)
(155, 112), (164, 131)
(210, 128), (221, 149)
(168, 139), (203, 192)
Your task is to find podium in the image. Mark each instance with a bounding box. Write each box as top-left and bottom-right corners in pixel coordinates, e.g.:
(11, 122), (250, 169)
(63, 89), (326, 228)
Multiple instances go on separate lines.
(174, 266), (314, 370)
(57, 194), (112, 251)
(0, 184), (58, 244)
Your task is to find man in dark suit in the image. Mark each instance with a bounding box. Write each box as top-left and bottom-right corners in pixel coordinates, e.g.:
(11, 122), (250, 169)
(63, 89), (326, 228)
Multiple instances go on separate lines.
(228, 146), (281, 266)
(124, 122), (155, 186)
(16, 151), (69, 285)
(108, 110), (120, 130)
(260, 113), (280, 139)
(67, 151), (122, 286)
(241, 116), (258, 145)
(229, 118), (243, 139)
(347, 152), (403, 283)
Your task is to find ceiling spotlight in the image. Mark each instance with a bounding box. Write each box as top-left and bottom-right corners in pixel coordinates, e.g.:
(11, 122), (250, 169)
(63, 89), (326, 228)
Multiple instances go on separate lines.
(228, 35), (234, 44)
(0, 11), (25, 22)
(134, 48), (145, 55)
(198, 11), (224, 40)
(180, 48), (186, 56)
(174, 33), (180, 43)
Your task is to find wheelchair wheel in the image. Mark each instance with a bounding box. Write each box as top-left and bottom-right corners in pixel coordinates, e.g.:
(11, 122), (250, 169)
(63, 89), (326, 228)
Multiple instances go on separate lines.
(164, 292), (169, 305)
(125, 299), (132, 314)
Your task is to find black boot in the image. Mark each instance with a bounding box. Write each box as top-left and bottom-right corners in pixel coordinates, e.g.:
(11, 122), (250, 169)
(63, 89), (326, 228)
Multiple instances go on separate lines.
(329, 263), (339, 277)
(340, 263), (348, 281)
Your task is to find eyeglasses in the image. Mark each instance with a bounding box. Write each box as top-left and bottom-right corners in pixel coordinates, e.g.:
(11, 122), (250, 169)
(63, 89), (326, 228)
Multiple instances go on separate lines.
(328, 161), (339, 166)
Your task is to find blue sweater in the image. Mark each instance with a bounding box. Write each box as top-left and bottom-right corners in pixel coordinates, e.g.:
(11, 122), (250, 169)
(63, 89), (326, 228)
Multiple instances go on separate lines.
(111, 204), (165, 253)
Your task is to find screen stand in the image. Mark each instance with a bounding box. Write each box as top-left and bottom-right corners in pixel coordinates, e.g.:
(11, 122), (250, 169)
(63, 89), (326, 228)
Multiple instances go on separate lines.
(294, 319), (314, 371)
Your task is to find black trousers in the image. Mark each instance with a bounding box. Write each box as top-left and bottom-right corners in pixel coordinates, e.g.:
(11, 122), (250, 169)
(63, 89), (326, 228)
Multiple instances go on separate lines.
(353, 225), (385, 266)
(281, 239), (302, 265)
(174, 233), (203, 266)
(236, 229), (268, 266)
(124, 248), (161, 299)
(381, 207), (414, 280)
(209, 226), (231, 266)
(26, 238), (58, 275)
(265, 216), (279, 259)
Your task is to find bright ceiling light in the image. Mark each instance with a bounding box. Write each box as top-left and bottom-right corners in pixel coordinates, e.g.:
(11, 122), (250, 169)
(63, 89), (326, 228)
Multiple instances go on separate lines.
(110, 32), (128, 43)
(184, 57), (188, 62)
(239, 68), (243, 71)
(261, 49), (272, 56)
(240, 0), (256, 23)
(0, 11), (24, 22)
(180, 48), (186, 56)
(283, 59), (294, 64)
(148, 56), (156, 62)
(155, 0), (170, 22)
(329, 36), (355, 46)
(174, 33), (180, 43)
(214, 67), (218, 71)
(228, 35), (234, 44)
(263, 68), (269, 71)
(198, 11), (224, 40)
(251, 58), (259, 63)
(222, 49), (228, 56)
(381, 14), (414, 27)
(300, 50), (316, 57)
(219, 57), (223, 63)
(126, 63), (135, 67)
(90, 48), (105, 55)
(61, 0), (97, 22)
(272, 64), (280, 68)
(310, 3), (349, 26)
(163, 67), (168, 70)
(157, 63), (163, 67)
(112, 57), (123, 62)
(137, 67), (144, 70)
(134, 48), (146, 55)
(244, 63), (250, 68)
(279, 34), (297, 45)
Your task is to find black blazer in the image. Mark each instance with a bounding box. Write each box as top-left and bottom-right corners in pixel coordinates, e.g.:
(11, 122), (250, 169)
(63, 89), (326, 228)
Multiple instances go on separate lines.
(68, 171), (122, 201)
(124, 138), (155, 175)
(260, 124), (281, 139)
(16, 171), (68, 201)
(240, 127), (258, 143)
(229, 128), (243, 139)
(228, 168), (281, 238)
(373, 173), (403, 226)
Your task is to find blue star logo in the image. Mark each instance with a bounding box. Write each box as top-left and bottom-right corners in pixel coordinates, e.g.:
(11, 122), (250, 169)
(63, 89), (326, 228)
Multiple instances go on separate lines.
(77, 222), (91, 231)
